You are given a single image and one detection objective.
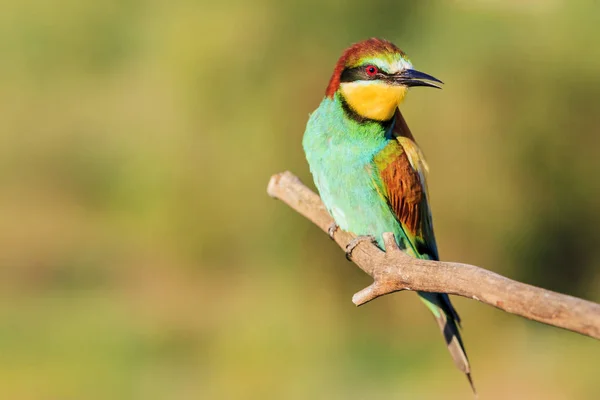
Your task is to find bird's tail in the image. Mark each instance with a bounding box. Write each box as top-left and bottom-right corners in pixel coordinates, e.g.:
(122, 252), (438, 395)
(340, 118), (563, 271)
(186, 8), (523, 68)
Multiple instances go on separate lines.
(418, 292), (476, 396)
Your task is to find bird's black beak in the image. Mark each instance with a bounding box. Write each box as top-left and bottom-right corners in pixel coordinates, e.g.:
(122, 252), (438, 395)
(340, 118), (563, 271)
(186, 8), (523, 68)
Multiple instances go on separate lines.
(391, 69), (443, 89)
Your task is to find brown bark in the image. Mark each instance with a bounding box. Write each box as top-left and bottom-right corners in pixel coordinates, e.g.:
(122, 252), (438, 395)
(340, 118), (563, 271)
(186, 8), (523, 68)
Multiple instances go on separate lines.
(267, 171), (600, 340)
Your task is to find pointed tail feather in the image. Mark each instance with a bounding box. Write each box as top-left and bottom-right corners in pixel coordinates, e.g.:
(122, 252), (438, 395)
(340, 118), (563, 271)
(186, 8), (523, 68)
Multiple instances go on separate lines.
(419, 292), (476, 396)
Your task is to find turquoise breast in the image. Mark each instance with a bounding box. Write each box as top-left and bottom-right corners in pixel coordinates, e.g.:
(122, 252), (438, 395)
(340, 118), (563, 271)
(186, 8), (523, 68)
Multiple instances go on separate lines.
(302, 94), (403, 249)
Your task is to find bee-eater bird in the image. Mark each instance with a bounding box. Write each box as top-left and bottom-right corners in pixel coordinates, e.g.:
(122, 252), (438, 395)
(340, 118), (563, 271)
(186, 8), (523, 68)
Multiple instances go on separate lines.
(302, 38), (474, 391)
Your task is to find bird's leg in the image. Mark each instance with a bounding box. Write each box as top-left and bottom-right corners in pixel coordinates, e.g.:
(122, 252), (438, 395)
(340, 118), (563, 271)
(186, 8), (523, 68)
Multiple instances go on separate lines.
(345, 235), (376, 261)
(327, 222), (339, 239)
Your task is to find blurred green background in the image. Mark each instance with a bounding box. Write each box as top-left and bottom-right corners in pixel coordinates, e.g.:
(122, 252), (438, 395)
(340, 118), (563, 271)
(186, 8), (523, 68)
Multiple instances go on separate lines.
(1, 0), (599, 399)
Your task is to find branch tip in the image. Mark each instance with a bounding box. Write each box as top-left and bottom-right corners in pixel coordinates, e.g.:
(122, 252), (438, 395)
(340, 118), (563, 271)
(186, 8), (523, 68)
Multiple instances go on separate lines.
(353, 283), (376, 306)
(382, 232), (400, 252)
(267, 174), (281, 198)
(353, 282), (388, 306)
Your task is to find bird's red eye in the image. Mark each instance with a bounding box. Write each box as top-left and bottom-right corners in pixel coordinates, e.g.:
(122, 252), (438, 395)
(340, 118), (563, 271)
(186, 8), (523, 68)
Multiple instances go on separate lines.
(365, 65), (378, 76)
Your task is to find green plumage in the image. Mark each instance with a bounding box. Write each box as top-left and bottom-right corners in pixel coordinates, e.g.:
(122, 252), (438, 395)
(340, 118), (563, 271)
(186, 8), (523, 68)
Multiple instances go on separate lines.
(303, 88), (474, 390)
(303, 94), (395, 241)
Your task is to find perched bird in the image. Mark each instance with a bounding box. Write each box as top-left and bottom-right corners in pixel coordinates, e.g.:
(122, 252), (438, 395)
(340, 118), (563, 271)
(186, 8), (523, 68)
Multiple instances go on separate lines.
(302, 38), (474, 391)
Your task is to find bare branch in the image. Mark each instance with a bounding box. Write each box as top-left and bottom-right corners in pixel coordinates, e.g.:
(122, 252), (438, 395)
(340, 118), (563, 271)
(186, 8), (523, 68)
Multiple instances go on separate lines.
(267, 171), (600, 340)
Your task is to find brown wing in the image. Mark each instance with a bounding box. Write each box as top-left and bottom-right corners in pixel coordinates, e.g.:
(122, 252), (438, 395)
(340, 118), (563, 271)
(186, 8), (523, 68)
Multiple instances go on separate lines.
(378, 148), (423, 235)
(376, 113), (471, 388)
(373, 110), (439, 259)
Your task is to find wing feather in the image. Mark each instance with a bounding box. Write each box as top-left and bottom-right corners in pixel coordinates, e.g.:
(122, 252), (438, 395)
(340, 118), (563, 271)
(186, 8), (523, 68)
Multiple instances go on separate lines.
(373, 111), (473, 389)
(373, 111), (438, 260)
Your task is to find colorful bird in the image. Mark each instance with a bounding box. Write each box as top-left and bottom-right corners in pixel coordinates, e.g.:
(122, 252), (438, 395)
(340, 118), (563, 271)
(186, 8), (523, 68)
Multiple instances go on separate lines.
(302, 38), (474, 392)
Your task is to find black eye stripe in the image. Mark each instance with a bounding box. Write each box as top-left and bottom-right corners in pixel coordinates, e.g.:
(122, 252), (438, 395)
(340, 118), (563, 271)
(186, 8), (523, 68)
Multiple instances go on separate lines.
(340, 66), (389, 83)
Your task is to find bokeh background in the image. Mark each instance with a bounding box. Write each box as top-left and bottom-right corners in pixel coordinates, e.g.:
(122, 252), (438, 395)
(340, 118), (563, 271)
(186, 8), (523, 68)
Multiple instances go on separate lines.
(1, 0), (599, 399)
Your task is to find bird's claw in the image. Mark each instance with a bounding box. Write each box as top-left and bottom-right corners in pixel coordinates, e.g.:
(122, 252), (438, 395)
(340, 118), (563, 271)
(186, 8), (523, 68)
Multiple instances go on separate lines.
(327, 222), (339, 239)
(345, 235), (376, 261)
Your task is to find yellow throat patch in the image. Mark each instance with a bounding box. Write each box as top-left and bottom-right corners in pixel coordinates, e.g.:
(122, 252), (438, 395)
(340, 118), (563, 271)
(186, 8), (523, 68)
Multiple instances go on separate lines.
(340, 81), (407, 121)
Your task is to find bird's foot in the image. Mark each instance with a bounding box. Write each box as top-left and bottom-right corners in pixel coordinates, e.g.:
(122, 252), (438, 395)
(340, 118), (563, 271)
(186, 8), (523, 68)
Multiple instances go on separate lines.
(327, 222), (339, 239)
(345, 235), (376, 261)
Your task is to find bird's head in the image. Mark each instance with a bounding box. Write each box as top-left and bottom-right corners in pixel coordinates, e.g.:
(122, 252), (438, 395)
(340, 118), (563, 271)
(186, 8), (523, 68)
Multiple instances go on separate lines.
(326, 38), (442, 122)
